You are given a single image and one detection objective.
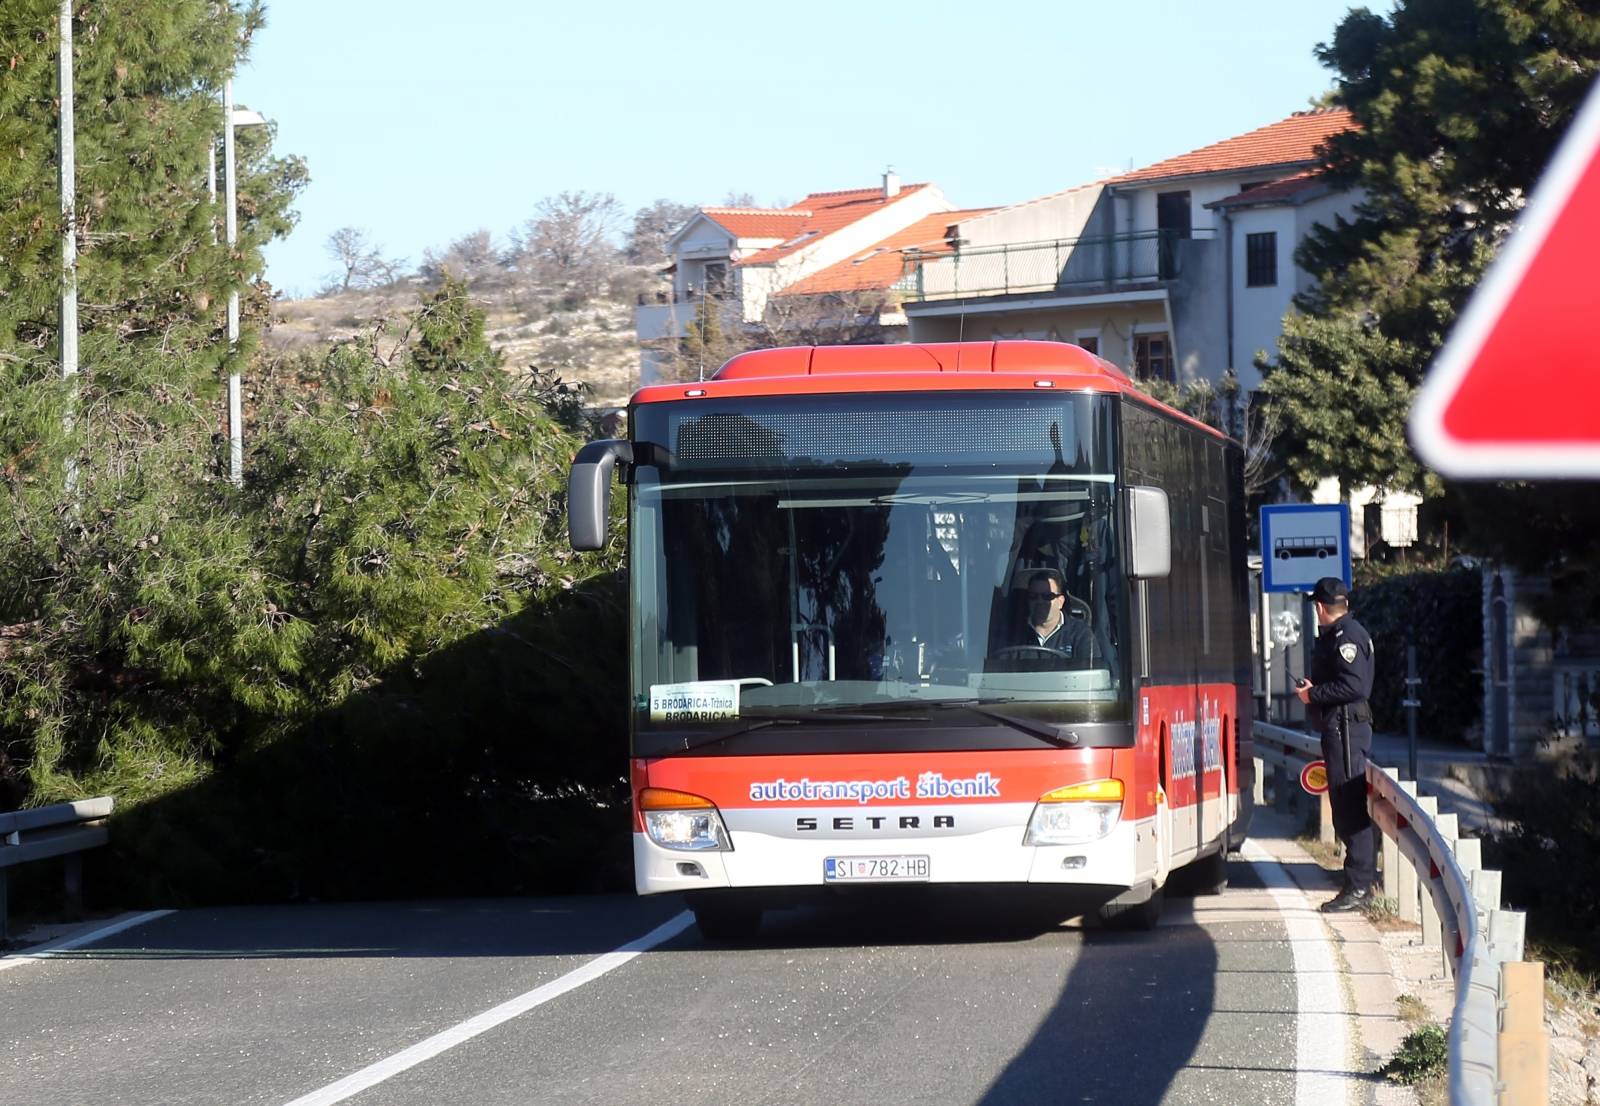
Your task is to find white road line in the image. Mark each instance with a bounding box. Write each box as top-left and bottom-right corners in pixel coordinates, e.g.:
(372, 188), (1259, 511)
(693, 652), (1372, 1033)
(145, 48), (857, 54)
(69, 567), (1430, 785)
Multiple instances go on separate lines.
(281, 909), (695, 1106)
(0, 909), (176, 972)
(1240, 840), (1356, 1106)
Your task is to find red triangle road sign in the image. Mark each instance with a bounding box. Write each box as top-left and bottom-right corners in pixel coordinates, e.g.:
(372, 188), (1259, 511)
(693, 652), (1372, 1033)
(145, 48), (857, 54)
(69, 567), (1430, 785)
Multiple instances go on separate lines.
(1411, 78), (1600, 478)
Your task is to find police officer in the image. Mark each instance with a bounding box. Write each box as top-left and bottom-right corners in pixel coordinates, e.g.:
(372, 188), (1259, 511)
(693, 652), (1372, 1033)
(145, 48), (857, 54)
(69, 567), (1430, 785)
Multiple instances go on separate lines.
(1294, 576), (1377, 913)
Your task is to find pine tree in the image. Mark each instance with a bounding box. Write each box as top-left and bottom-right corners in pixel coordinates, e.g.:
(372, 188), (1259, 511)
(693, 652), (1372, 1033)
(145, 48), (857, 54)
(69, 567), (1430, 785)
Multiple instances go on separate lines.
(1259, 1), (1600, 623)
(0, 1), (306, 802)
(1264, 0), (1600, 495)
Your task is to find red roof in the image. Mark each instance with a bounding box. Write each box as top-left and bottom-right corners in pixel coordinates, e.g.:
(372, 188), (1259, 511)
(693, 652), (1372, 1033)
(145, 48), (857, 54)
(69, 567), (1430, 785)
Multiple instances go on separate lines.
(699, 208), (812, 240)
(1112, 108), (1354, 185)
(778, 208), (996, 296)
(737, 184), (933, 267)
(1206, 171), (1329, 209)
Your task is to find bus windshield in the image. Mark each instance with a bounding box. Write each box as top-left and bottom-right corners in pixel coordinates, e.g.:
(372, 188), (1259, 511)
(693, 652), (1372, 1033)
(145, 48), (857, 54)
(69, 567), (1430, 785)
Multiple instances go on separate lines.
(628, 393), (1130, 752)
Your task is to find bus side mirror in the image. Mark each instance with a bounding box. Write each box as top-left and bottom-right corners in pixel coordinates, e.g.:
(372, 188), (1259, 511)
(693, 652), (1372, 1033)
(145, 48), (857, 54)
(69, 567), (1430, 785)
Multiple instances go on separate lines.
(1127, 485), (1171, 579)
(568, 439), (633, 551)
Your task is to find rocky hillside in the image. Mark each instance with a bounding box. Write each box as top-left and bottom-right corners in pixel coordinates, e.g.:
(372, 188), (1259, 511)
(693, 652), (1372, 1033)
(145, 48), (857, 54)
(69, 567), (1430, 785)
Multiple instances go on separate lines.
(266, 272), (648, 408)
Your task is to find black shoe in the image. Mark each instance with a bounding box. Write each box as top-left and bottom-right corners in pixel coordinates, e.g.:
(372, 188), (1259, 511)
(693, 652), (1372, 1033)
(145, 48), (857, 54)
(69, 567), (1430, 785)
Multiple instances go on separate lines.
(1320, 885), (1372, 914)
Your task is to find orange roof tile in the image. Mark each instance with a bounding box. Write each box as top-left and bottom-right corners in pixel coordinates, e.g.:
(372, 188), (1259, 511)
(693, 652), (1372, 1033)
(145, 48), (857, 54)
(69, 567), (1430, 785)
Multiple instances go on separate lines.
(737, 183), (932, 267)
(1205, 171), (1329, 209)
(699, 208), (813, 240)
(779, 208), (997, 296)
(1112, 108), (1355, 185)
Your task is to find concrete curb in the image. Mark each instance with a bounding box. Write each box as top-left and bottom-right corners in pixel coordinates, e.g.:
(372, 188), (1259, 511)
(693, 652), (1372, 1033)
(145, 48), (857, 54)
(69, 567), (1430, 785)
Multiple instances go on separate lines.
(1245, 807), (1430, 1105)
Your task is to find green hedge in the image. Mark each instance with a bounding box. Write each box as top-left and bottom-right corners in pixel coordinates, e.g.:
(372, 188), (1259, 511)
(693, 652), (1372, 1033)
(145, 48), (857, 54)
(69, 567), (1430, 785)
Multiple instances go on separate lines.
(1350, 565), (1482, 743)
(1485, 748), (1600, 979)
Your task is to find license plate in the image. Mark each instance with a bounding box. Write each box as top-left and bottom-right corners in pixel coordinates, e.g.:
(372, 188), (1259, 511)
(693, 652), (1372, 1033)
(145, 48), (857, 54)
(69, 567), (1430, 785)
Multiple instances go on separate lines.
(824, 855), (930, 882)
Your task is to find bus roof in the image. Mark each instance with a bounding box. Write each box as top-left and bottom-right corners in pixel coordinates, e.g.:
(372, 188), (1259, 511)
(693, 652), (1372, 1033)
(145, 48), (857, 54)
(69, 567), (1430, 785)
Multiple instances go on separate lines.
(630, 341), (1232, 443)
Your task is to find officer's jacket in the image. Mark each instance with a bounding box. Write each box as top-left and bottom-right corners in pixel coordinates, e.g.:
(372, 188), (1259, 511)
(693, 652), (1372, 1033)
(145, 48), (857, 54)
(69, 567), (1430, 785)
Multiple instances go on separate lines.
(1306, 613), (1375, 735)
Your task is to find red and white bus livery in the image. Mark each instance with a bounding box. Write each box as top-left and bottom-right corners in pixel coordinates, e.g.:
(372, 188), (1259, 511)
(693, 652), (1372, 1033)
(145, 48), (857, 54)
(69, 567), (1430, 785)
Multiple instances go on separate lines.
(570, 341), (1253, 938)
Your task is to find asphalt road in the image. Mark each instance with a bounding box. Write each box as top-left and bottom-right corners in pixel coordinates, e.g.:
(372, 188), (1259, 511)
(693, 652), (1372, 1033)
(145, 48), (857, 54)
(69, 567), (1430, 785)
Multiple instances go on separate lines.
(1, 853), (1349, 1106)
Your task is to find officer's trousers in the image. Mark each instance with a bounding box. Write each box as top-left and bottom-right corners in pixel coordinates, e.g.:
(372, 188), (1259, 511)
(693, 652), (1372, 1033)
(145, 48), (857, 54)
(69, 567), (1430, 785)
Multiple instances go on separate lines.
(1322, 721), (1376, 889)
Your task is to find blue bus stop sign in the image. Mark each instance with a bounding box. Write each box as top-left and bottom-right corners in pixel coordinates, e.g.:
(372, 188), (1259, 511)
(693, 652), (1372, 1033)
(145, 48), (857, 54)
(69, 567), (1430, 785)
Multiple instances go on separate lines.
(1261, 504), (1351, 594)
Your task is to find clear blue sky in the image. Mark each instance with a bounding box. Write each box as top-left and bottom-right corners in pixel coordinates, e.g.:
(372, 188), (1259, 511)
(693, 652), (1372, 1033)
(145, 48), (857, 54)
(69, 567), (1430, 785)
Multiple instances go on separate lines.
(240, 1), (1377, 298)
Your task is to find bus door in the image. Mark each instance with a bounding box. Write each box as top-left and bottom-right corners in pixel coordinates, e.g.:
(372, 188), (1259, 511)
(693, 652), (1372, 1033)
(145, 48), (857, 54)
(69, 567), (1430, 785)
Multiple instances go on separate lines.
(1192, 446), (1231, 854)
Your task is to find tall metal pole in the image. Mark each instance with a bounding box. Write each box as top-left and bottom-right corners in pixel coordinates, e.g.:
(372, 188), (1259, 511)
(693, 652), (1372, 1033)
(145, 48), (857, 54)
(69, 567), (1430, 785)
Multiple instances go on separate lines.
(58, 0), (78, 382)
(58, 0), (79, 494)
(224, 78), (242, 485)
(1404, 643), (1422, 781)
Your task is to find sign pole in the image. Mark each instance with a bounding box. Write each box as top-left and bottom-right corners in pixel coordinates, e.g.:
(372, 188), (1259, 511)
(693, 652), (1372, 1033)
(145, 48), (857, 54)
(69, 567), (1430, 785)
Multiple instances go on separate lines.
(1404, 644), (1421, 782)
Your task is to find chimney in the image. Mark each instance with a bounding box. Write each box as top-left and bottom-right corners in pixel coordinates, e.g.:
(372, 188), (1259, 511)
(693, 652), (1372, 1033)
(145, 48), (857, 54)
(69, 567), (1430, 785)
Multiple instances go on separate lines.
(882, 166), (900, 199)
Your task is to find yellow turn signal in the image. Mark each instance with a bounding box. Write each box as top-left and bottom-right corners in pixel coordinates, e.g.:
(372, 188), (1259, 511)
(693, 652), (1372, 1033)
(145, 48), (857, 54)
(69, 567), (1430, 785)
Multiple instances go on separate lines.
(1037, 779), (1124, 804)
(638, 787), (716, 811)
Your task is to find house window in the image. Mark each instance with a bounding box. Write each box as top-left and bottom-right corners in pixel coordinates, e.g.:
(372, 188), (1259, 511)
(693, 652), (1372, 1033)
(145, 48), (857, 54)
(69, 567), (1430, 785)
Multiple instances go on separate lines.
(702, 262), (729, 295)
(1134, 333), (1172, 382)
(1075, 332), (1099, 356)
(1245, 232), (1277, 287)
(1156, 191), (1192, 280)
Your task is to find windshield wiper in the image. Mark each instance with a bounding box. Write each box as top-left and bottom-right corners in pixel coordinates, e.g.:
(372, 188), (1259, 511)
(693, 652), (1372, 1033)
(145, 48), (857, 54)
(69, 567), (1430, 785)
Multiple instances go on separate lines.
(923, 698), (1083, 748)
(668, 701), (1078, 753)
(671, 709), (906, 753)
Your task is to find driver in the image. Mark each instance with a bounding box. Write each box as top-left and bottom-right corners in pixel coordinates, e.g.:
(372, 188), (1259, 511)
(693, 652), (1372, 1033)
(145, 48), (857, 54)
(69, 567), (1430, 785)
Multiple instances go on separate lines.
(1022, 570), (1096, 666)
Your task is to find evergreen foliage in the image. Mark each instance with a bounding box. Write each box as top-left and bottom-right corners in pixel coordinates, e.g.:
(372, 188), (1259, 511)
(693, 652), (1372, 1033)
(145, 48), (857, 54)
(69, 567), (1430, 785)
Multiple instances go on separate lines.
(1378, 1023), (1448, 1084)
(0, 0), (305, 809)
(1260, 314), (1432, 496)
(0, 5), (632, 901)
(1259, 0), (1600, 619)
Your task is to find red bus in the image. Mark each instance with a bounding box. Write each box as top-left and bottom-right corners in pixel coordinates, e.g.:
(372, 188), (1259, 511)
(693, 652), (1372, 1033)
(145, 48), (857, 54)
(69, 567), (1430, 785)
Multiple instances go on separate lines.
(569, 341), (1253, 938)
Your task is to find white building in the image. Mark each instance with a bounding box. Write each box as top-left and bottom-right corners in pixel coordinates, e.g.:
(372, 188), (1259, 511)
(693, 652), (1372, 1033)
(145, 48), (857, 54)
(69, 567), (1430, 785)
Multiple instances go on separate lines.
(898, 108), (1362, 391)
(634, 173), (957, 384)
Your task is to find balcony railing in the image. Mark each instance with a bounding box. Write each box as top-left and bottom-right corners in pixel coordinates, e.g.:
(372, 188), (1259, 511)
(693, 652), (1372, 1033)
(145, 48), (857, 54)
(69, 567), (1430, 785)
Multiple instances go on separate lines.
(894, 228), (1214, 303)
(636, 287), (729, 306)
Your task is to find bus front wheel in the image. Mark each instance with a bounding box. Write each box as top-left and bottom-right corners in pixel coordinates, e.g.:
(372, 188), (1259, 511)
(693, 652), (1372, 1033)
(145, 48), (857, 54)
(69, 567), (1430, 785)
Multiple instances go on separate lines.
(1096, 885), (1165, 931)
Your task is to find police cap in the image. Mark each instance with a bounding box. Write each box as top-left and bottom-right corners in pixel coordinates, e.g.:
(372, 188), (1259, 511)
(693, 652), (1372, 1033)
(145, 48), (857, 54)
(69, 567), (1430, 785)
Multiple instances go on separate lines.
(1308, 577), (1349, 605)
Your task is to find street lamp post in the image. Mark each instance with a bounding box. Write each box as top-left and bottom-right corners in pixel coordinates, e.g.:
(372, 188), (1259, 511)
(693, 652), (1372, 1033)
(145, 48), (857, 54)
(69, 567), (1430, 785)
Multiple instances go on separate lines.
(58, 0), (77, 384)
(222, 78), (266, 485)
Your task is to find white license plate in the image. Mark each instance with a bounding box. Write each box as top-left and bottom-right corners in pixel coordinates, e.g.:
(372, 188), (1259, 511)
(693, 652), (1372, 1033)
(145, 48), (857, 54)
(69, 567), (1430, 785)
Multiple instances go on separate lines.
(824, 855), (930, 882)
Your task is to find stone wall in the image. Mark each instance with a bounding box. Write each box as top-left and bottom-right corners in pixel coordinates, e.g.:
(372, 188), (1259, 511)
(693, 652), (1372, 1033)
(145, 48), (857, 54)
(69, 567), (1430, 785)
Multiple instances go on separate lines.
(1483, 566), (1600, 758)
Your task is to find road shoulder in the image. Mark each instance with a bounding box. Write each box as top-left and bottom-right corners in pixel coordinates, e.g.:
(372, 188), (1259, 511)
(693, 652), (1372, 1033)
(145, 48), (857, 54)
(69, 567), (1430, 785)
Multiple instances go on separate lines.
(1246, 808), (1432, 1105)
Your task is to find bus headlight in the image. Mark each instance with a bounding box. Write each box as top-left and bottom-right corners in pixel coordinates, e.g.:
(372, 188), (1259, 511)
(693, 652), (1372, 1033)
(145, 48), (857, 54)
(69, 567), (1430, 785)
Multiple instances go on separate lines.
(639, 787), (732, 851)
(1024, 779), (1124, 845)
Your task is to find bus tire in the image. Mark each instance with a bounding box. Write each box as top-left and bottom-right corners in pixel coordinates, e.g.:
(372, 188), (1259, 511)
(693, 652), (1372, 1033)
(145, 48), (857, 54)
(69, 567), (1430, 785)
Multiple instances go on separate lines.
(1189, 848), (1229, 895)
(1096, 885), (1164, 931)
(689, 898), (763, 942)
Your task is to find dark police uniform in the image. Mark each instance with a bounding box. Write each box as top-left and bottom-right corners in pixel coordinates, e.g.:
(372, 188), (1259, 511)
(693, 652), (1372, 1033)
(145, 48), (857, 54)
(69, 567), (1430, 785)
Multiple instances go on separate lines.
(1304, 578), (1377, 892)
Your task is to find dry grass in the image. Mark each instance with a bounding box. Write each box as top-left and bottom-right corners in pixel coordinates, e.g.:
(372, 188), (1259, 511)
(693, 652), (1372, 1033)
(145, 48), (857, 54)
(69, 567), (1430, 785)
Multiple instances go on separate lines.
(1295, 833), (1344, 872)
(1395, 992), (1430, 1024)
(267, 277), (642, 407)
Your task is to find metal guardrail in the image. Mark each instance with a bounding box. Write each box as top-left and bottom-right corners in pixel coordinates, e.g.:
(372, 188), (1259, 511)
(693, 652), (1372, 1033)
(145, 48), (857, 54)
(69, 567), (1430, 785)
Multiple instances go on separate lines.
(0, 796), (114, 941)
(1249, 722), (1547, 1105)
(1252, 722), (1336, 844)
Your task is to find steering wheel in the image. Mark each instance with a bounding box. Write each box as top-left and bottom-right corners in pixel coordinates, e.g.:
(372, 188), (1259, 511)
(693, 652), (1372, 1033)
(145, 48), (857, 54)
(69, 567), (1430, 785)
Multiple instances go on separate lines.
(989, 645), (1075, 663)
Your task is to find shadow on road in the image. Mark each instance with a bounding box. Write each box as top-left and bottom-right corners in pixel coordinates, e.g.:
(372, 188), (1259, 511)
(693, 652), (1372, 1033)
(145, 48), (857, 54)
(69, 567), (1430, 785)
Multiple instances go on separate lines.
(977, 922), (1217, 1103)
(34, 894), (684, 961)
(682, 884), (1100, 952)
